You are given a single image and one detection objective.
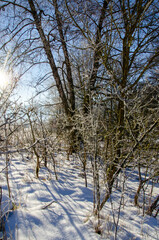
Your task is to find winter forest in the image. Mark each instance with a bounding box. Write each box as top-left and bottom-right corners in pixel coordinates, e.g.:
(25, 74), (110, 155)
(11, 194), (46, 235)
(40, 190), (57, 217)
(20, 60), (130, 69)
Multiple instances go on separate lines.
(0, 0), (159, 239)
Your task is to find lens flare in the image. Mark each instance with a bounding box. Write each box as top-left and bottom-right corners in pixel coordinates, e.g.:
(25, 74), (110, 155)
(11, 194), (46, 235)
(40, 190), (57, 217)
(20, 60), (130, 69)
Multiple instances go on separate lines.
(0, 70), (11, 89)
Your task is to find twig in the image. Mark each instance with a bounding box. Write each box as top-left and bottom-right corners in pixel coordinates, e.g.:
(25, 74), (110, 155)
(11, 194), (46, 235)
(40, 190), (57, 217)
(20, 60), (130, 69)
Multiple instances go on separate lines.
(0, 162), (10, 174)
(41, 200), (57, 210)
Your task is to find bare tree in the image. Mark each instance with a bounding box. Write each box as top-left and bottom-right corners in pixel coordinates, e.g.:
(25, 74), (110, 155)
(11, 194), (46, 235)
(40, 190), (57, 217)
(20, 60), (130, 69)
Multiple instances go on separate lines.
(0, 0), (158, 220)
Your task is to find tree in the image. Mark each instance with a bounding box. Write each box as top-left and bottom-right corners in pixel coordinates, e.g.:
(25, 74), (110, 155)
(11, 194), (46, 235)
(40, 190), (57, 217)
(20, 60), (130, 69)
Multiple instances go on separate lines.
(0, 70), (21, 215)
(0, 0), (73, 119)
(0, 0), (112, 144)
(98, 0), (159, 211)
(0, 0), (158, 216)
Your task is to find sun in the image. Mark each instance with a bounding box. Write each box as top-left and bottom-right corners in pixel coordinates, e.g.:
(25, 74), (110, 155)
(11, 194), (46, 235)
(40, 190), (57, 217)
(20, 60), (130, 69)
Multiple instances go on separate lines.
(0, 70), (11, 89)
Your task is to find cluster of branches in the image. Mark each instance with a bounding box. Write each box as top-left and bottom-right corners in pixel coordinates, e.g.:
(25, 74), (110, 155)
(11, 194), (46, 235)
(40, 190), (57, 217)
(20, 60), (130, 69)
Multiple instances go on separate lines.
(0, 0), (159, 231)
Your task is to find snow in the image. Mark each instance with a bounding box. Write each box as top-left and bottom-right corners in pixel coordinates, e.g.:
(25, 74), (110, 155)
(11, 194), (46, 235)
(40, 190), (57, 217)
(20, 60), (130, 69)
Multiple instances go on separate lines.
(0, 154), (159, 239)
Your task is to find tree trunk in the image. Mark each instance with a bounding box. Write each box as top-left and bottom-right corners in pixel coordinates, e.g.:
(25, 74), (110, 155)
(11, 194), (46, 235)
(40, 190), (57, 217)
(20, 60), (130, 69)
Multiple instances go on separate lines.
(28, 0), (74, 117)
(4, 121), (11, 199)
(98, 118), (159, 212)
(134, 182), (142, 207)
(146, 195), (159, 217)
(27, 111), (40, 178)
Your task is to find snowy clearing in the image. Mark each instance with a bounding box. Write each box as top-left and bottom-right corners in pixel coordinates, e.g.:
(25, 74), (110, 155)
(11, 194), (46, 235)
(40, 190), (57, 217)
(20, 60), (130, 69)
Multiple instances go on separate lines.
(0, 153), (159, 240)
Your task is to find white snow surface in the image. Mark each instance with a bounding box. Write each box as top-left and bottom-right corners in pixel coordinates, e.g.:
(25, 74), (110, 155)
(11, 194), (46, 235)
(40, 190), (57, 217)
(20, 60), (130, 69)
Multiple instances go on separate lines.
(0, 154), (159, 240)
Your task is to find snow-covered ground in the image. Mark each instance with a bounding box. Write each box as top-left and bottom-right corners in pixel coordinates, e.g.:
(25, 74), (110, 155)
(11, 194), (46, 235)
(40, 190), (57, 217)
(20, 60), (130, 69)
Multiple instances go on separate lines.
(0, 153), (158, 240)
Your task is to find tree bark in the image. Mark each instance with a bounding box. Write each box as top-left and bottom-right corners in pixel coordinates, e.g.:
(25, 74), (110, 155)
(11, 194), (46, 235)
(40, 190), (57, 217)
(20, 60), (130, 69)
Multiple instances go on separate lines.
(146, 195), (159, 217)
(28, 0), (73, 117)
(84, 0), (110, 113)
(53, 0), (75, 113)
